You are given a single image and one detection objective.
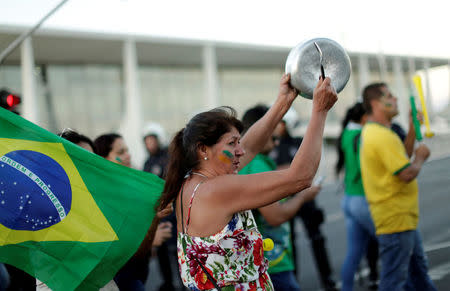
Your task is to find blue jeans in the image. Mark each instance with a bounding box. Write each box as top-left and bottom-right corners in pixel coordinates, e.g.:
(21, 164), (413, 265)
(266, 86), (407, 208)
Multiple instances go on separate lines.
(341, 195), (377, 291)
(270, 271), (301, 291)
(378, 230), (437, 291)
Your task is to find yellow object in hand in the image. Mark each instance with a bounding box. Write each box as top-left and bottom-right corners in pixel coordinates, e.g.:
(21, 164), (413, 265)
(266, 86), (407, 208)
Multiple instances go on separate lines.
(413, 75), (435, 138)
(263, 238), (274, 251)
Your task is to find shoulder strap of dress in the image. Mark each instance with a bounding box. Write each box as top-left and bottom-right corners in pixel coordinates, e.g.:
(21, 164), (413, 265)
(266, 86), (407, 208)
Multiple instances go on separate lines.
(180, 179), (222, 290)
(180, 180), (204, 235)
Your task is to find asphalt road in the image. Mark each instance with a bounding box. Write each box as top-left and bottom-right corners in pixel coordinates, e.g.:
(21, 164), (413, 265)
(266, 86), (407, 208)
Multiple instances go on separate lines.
(147, 155), (450, 291)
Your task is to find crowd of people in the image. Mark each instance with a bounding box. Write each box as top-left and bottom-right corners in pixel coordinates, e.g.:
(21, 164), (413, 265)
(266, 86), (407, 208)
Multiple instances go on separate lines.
(0, 73), (438, 291)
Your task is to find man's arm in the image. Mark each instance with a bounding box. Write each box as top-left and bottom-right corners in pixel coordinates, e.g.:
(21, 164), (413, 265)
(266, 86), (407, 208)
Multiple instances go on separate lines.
(257, 186), (320, 227)
(403, 124), (416, 158)
(397, 144), (430, 182)
(403, 110), (424, 158)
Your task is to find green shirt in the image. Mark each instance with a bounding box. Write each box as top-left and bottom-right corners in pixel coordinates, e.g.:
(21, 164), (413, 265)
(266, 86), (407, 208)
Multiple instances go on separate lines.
(239, 154), (295, 274)
(341, 123), (365, 196)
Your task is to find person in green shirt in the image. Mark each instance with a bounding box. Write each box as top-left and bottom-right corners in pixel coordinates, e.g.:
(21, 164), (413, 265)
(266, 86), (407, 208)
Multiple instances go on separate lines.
(240, 104), (320, 291)
(335, 102), (381, 291)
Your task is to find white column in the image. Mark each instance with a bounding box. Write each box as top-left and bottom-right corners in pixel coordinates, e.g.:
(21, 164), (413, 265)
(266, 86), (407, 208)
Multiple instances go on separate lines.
(407, 58), (416, 80)
(358, 54), (370, 97)
(422, 59), (434, 120)
(120, 39), (145, 169)
(202, 44), (220, 109)
(21, 37), (39, 124)
(448, 60), (450, 107)
(393, 57), (408, 128)
(376, 52), (388, 81)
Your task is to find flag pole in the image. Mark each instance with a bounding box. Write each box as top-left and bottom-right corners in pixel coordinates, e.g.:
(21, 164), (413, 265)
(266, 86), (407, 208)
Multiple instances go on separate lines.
(0, 0), (70, 65)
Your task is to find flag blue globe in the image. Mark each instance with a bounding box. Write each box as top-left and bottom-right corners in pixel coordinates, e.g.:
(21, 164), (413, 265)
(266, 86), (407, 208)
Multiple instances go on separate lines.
(0, 150), (72, 231)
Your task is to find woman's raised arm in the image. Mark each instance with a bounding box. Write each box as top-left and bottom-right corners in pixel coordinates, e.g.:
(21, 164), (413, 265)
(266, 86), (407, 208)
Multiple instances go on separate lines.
(213, 77), (337, 214)
(239, 74), (298, 168)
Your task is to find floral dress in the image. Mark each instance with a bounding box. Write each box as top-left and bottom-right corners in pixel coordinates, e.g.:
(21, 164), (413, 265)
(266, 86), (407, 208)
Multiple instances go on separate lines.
(177, 181), (274, 291)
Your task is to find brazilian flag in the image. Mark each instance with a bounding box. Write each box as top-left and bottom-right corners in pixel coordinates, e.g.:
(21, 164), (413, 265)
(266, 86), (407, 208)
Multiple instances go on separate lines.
(0, 107), (165, 290)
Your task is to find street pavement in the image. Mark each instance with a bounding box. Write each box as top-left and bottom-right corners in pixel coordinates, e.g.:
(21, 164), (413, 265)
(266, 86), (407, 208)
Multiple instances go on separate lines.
(146, 155), (450, 291)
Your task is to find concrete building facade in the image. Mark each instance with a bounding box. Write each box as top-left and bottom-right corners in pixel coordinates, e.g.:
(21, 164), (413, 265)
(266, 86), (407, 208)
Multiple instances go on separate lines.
(1, 25), (449, 167)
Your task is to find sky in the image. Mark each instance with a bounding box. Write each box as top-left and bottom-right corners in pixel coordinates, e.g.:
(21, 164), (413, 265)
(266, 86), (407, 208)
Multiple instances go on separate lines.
(1, 0), (450, 59)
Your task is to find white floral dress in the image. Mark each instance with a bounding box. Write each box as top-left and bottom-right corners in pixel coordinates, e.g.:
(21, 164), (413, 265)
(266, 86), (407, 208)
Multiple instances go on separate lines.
(177, 181), (274, 291)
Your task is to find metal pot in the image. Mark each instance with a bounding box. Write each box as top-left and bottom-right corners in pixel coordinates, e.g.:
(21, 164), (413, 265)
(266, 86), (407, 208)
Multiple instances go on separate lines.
(285, 38), (351, 99)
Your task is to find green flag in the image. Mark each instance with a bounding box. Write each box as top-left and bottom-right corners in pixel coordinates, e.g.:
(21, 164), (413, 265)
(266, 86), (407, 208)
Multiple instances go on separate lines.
(0, 107), (164, 290)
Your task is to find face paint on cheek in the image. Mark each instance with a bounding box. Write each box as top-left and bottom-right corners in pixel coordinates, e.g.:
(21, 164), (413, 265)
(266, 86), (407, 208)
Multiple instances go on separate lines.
(219, 150), (233, 164)
(223, 150), (234, 158)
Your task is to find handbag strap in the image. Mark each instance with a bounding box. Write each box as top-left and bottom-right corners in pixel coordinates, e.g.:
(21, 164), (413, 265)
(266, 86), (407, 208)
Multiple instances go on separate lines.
(194, 257), (222, 291)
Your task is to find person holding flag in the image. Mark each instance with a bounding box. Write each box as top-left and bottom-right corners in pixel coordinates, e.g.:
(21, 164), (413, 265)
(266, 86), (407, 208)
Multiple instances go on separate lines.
(0, 108), (165, 290)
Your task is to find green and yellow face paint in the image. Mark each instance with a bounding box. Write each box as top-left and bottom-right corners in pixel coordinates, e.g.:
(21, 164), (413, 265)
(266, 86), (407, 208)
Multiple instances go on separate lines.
(218, 150), (234, 164)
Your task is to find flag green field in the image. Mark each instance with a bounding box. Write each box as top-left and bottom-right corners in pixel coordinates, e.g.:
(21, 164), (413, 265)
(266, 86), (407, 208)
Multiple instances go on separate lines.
(0, 107), (164, 290)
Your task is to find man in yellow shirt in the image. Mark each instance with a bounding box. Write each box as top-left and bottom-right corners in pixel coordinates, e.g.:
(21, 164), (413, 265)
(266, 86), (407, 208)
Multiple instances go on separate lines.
(360, 83), (436, 291)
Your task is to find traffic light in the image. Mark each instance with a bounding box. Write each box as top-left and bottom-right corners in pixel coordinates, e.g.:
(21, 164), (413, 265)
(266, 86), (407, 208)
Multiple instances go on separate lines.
(0, 88), (21, 110)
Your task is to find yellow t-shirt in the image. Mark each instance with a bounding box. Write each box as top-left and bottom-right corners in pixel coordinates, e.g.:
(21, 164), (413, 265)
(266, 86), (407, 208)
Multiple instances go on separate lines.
(360, 122), (419, 235)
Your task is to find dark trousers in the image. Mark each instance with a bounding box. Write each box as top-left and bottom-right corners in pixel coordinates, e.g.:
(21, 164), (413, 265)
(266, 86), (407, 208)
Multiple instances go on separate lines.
(157, 243), (175, 291)
(114, 257), (148, 291)
(291, 200), (335, 288)
(366, 236), (379, 281)
(4, 264), (35, 291)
